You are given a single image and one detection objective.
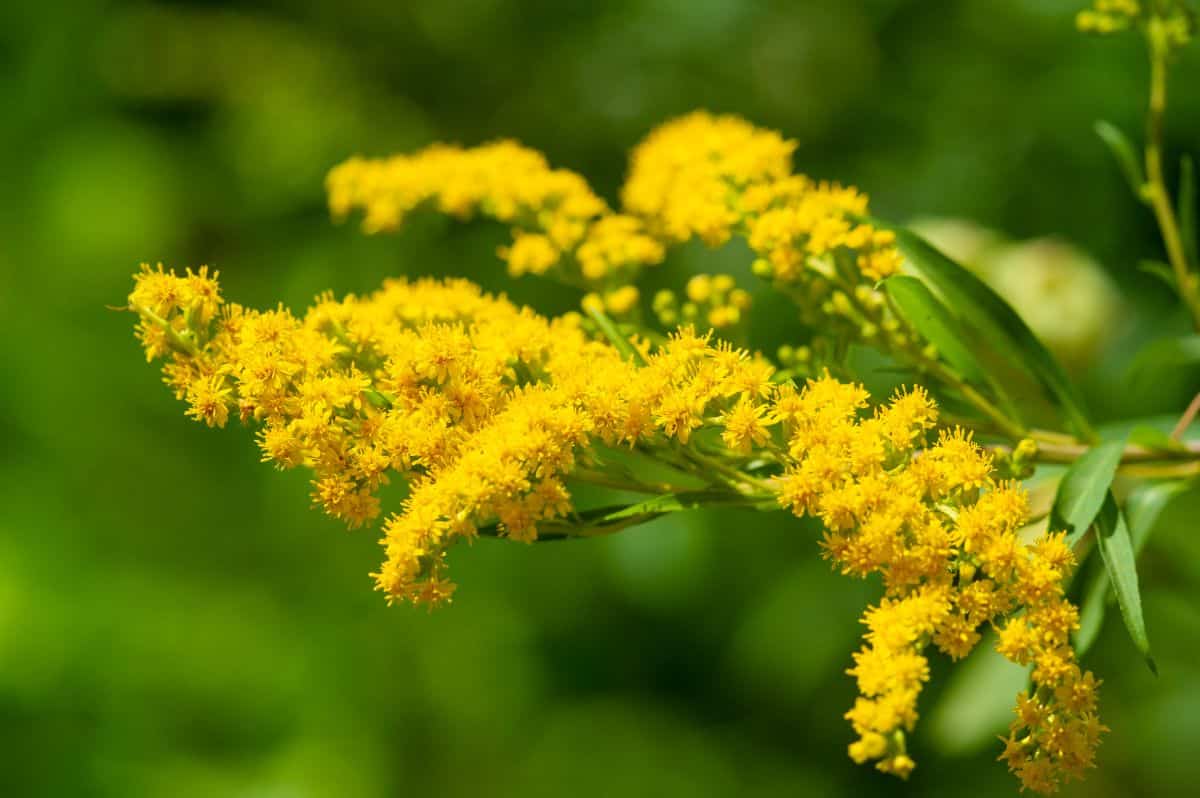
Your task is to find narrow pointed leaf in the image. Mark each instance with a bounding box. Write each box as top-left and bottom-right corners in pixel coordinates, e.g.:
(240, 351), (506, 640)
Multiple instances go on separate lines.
(600, 490), (761, 520)
(1138, 259), (1177, 290)
(1095, 120), (1146, 198)
(884, 275), (987, 384)
(1125, 334), (1200, 385)
(1128, 425), (1186, 453)
(1094, 492), (1156, 674)
(1076, 479), (1193, 656)
(476, 491), (751, 542)
(890, 227), (1093, 438)
(585, 305), (644, 365)
(1049, 435), (1127, 546)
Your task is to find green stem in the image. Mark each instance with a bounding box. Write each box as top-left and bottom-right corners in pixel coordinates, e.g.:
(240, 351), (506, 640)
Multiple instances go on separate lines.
(1143, 19), (1200, 329)
(136, 305), (200, 357)
(570, 469), (691, 495)
(921, 356), (1029, 441)
(834, 271), (1030, 441)
(675, 444), (775, 496)
(996, 438), (1200, 466)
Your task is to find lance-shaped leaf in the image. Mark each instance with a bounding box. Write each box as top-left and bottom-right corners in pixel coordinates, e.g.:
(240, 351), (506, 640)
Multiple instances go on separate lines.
(1049, 435), (1127, 546)
(479, 490), (775, 542)
(1094, 492), (1157, 675)
(1076, 479), (1193, 657)
(585, 305), (644, 365)
(884, 275), (988, 384)
(1138, 259), (1177, 290)
(1125, 334), (1200, 386)
(600, 490), (775, 520)
(889, 227), (1094, 439)
(1128, 425), (1187, 454)
(1095, 120), (1146, 198)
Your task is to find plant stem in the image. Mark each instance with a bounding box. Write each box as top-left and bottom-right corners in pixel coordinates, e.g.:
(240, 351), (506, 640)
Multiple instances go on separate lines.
(999, 437), (1200, 466)
(920, 356), (1029, 441)
(1143, 20), (1200, 329)
(838, 274), (1031, 441)
(570, 469), (691, 495)
(136, 305), (200, 357)
(675, 444), (774, 495)
(1171, 392), (1200, 440)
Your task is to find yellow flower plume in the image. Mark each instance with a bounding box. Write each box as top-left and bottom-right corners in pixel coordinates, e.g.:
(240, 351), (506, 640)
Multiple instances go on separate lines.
(129, 264), (1101, 793)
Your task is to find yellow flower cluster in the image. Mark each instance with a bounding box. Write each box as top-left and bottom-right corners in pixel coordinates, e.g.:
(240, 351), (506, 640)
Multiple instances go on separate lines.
(621, 110), (796, 246)
(776, 381), (1103, 792)
(1077, 0), (1141, 32)
(381, 324), (783, 603)
(130, 265), (1100, 793)
(129, 265), (779, 604)
(326, 140), (664, 292)
(132, 262), (616, 530)
(622, 111), (902, 285)
(743, 176), (902, 283)
(326, 112), (904, 343)
(1078, 0), (1193, 46)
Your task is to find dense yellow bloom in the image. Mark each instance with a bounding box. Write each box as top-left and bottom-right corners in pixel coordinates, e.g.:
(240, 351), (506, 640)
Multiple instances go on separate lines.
(621, 110), (796, 246)
(326, 140), (664, 291)
(326, 112), (906, 345)
(131, 265), (1102, 793)
(777, 378), (1103, 792)
(135, 107), (1107, 790)
(617, 111), (910, 363)
(130, 266), (782, 604)
(622, 112), (901, 288)
(743, 177), (902, 283)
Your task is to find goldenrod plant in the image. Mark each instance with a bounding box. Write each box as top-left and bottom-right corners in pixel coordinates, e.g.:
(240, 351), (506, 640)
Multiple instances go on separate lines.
(125, 4), (1200, 793)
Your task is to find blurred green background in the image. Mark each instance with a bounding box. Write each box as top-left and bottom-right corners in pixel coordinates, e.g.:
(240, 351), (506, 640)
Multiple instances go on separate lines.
(4, 0), (1200, 795)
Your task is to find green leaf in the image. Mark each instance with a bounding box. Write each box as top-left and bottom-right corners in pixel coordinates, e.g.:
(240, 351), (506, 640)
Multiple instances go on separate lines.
(1094, 492), (1157, 674)
(890, 226), (1094, 439)
(585, 305), (644, 365)
(883, 275), (987, 384)
(1075, 479), (1192, 657)
(474, 505), (664, 541)
(1181, 154), (1197, 270)
(1138, 259), (1177, 290)
(1125, 479), (1194, 549)
(480, 489), (776, 542)
(1095, 120), (1146, 198)
(1125, 334), (1200, 385)
(927, 633), (1029, 755)
(1049, 435), (1127, 546)
(1128, 424), (1187, 453)
(599, 490), (759, 521)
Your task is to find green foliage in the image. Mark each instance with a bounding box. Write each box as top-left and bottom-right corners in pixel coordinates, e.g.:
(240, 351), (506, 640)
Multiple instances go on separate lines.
(1076, 478), (1193, 656)
(1126, 334), (1200, 386)
(1051, 436), (1127, 546)
(1095, 120), (1146, 198)
(893, 226), (1094, 438)
(1094, 493), (1157, 674)
(883, 274), (988, 384)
